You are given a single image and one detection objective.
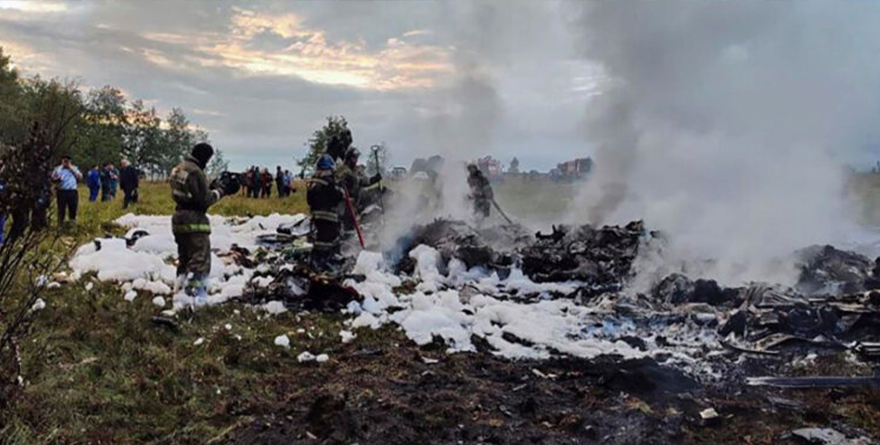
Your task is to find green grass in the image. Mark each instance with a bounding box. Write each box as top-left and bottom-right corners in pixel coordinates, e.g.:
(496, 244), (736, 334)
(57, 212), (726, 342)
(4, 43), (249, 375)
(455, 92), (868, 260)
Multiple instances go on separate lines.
(0, 180), (319, 444)
(2, 274), (377, 444)
(493, 176), (578, 222)
(848, 172), (880, 227)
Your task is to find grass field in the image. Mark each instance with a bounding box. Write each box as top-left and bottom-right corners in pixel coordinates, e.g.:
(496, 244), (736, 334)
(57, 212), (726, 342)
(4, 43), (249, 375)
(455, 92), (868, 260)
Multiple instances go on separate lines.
(1, 181), (321, 444)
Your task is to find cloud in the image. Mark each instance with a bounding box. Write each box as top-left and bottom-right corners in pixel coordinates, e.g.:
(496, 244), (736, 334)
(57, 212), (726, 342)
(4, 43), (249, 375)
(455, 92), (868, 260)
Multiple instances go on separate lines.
(192, 7), (453, 90)
(0, 1), (68, 13)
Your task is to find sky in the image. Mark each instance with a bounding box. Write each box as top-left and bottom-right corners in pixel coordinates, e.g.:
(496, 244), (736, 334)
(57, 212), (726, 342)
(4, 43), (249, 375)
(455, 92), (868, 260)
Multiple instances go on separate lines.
(0, 0), (601, 172)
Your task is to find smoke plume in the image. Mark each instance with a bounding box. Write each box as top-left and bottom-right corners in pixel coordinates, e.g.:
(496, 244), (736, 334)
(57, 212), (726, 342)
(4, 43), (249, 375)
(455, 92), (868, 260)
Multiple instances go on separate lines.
(568, 2), (880, 285)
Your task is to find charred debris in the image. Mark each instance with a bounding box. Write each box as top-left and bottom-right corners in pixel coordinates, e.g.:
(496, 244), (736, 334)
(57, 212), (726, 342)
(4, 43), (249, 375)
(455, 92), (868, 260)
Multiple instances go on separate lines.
(215, 217), (880, 365)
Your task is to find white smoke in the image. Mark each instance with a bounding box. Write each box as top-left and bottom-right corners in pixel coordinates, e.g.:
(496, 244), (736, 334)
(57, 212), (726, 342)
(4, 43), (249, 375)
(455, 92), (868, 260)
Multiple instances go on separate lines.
(567, 2), (880, 286)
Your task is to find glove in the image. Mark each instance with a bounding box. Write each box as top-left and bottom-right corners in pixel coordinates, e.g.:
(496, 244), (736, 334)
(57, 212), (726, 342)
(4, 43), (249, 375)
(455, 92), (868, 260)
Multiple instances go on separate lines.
(220, 172), (242, 196)
(370, 173), (382, 185)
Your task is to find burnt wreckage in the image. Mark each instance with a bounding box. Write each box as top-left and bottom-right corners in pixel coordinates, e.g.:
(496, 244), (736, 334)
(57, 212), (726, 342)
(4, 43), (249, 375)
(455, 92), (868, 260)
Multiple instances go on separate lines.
(240, 216), (880, 365)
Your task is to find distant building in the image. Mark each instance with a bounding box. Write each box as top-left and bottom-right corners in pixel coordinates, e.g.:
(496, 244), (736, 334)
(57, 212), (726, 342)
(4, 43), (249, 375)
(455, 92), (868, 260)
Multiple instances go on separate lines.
(410, 155), (445, 180)
(476, 156), (504, 181)
(508, 157), (520, 174)
(554, 157), (593, 181)
(390, 166), (407, 181)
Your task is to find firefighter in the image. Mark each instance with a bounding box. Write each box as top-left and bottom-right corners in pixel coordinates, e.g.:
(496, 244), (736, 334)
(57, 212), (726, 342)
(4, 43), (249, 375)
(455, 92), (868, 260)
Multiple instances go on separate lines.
(170, 143), (240, 305)
(337, 147), (381, 222)
(307, 155), (344, 271)
(467, 163), (493, 220)
(326, 129), (353, 163)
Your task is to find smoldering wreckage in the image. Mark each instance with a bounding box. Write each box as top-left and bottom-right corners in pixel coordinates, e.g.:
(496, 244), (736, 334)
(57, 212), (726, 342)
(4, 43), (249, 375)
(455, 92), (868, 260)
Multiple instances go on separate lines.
(64, 206), (880, 444)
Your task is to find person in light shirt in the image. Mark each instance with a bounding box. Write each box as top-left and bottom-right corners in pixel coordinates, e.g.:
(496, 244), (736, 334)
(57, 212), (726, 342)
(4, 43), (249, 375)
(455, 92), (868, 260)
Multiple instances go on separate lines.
(51, 155), (82, 227)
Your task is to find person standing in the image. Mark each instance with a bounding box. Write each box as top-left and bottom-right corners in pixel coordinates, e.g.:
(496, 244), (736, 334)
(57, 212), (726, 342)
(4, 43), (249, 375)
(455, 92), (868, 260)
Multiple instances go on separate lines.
(119, 159), (139, 209)
(275, 166), (285, 198)
(467, 163), (493, 220)
(307, 155), (344, 272)
(261, 168), (272, 198)
(100, 162), (116, 201)
(109, 163), (120, 200)
(170, 143), (239, 306)
(336, 147), (380, 228)
(283, 169), (294, 196)
(251, 166), (262, 198)
(87, 165), (101, 202)
(51, 155), (82, 227)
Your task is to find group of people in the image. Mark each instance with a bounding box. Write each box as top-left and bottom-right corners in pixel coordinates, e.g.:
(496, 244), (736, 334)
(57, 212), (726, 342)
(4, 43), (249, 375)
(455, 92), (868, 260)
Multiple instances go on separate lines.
(85, 160), (140, 208)
(242, 166), (296, 198)
(0, 154), (141, 245)
(168, 133), (495, 305)
(307, 138), (384, 271)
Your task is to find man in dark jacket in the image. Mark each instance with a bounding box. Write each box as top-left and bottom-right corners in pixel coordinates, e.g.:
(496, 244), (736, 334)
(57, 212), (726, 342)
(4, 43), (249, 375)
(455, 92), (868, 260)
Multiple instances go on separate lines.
(170, 143), (240, 306)
(275, 166), (285, 197)
(119, 158), (139, 209)
(307, 155), (344, 272)
(251, 166), (263, 198)
(467, 163), (493, 220)
(100, 162), (116, 201)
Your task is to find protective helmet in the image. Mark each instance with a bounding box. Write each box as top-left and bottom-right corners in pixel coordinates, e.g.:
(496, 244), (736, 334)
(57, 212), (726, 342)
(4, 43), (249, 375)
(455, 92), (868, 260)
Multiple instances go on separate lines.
(345, 147), (361, 160)
(191, 143), (214, 168)
(316, 154), (335, 171)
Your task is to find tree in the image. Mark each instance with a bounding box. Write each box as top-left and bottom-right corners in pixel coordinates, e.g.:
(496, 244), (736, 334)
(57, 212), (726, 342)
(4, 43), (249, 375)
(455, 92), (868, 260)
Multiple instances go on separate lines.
(160, 108), (195, 176)
(365, 142), (389, 177)
(298, 116), (350, 175)
(0, 47), (22, 147)
(509, 157), (520, 174)
(123, 100), (163, 177)
(206, 149), (229, 179)
(17, 77), (85, 160)
(0, 75), (83, 413)
(75, 86), (127, 168)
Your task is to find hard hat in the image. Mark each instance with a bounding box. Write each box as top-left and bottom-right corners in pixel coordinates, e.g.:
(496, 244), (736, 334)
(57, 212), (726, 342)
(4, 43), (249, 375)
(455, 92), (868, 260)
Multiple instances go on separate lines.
(345, 147), (361, 160)
(316, 154), (335, 171)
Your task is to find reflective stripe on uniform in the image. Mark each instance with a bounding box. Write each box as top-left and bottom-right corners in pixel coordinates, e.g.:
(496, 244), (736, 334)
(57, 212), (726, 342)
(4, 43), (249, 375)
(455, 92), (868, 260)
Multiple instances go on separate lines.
(311, 210), (339, 222)
(313, 240), (337, 249)
(173, 189), (193, 199)
(173, 223), (212, 234)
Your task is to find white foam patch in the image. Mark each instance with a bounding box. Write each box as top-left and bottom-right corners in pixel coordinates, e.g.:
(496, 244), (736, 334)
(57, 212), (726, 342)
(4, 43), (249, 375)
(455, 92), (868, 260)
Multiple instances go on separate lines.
(345, 250), (722, 372)
(70, 213), (307, 313)
(69, 214), (724, 375)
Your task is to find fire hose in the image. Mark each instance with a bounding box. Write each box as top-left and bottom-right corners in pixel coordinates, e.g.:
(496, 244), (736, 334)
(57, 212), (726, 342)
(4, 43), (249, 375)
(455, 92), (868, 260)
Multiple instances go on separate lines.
(342, 186), (365, 248)
(370, 145), (386, 223)
(491, 198), (514, 225)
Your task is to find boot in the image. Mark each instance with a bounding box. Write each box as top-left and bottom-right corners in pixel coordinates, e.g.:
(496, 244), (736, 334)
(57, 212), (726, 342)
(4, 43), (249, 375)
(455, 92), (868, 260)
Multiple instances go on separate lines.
(184, 274), (209, 307)
(173, 274), (187, 294)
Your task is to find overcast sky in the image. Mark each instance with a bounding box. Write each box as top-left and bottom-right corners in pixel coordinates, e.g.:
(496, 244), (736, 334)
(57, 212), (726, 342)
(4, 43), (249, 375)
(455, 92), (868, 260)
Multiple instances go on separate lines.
(2, 1), (880, 174)
(0, 0), (603, 171)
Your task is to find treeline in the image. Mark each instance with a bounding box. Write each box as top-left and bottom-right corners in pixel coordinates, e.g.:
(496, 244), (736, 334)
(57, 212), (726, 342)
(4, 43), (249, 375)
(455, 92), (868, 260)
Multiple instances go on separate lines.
(0, 47), (223, 178)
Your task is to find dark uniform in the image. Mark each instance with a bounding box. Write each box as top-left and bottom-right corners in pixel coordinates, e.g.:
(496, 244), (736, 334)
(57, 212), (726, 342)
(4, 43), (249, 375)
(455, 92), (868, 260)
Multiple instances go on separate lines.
(467, 166), (493, 219)
(308, 163), (344, 270)
(336, 148), (380, 229)
(170, 144), (225, 302)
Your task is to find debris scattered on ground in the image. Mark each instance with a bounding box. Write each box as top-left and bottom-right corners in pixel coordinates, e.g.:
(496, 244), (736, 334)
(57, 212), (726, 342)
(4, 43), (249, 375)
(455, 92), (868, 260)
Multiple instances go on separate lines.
(274, 335), (290, 349)
(67, 213), (880, 404)
(790, 427), (872, 445)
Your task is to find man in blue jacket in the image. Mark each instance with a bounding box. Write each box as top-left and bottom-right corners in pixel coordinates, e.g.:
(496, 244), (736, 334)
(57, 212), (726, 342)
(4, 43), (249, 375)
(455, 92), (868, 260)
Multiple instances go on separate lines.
(87, 164), (101, 202)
